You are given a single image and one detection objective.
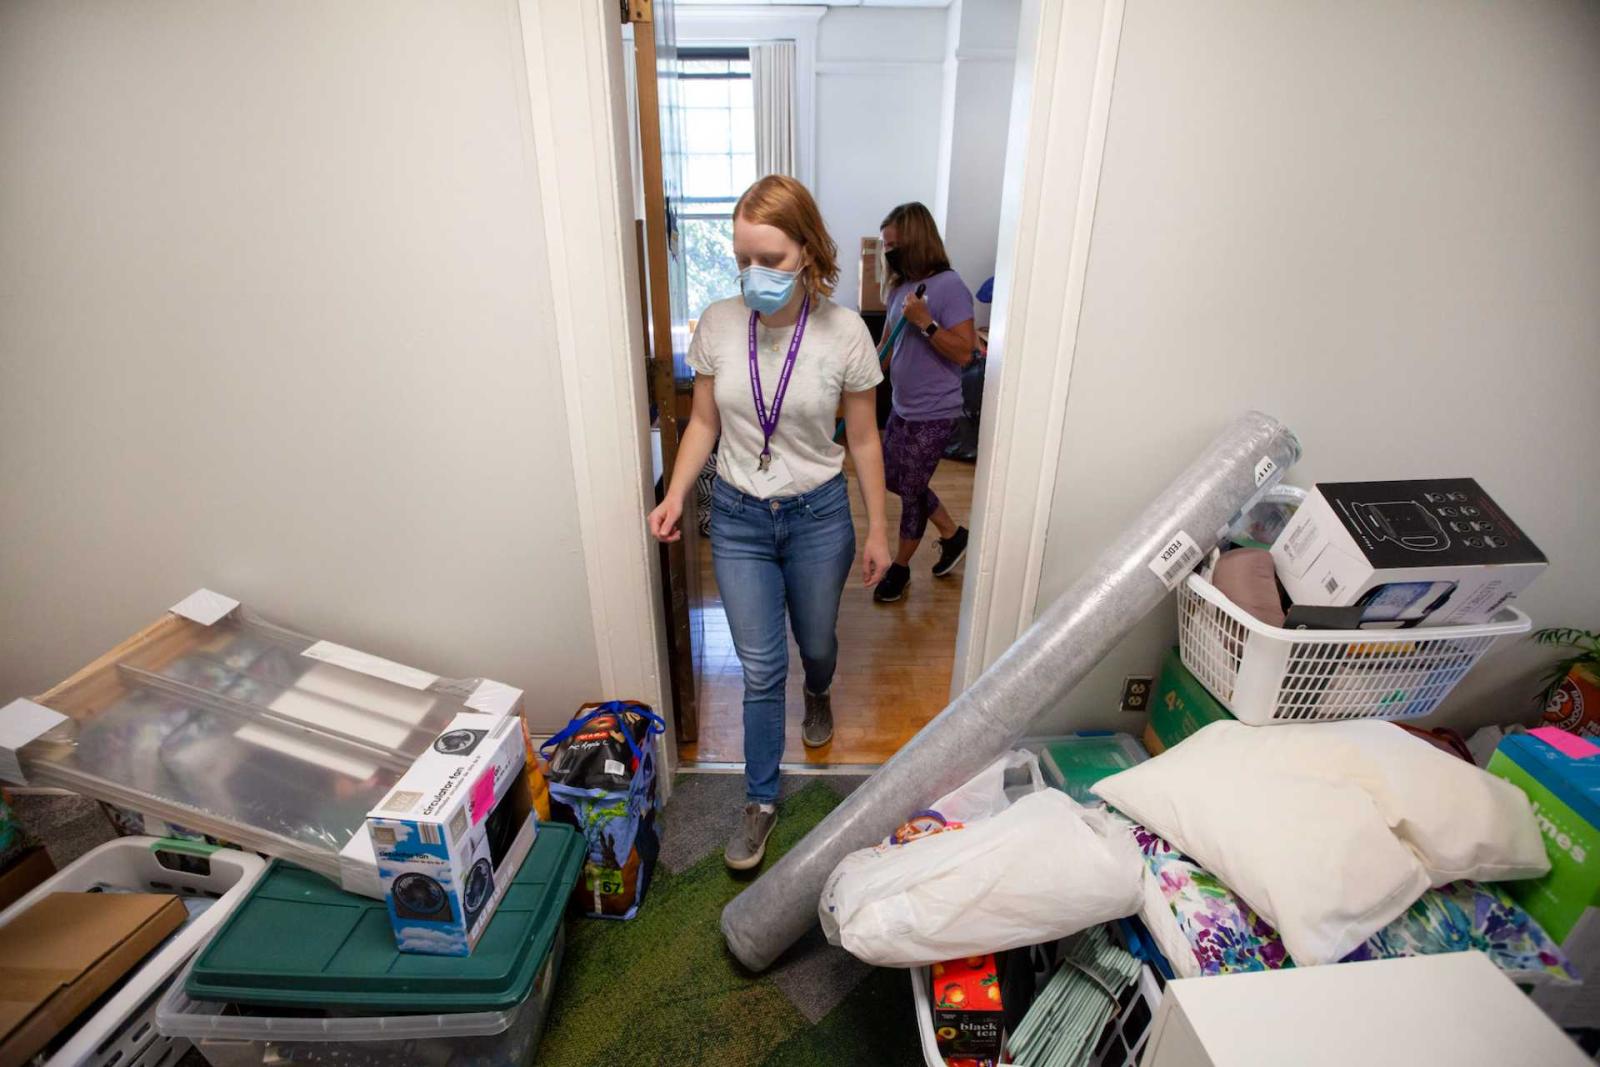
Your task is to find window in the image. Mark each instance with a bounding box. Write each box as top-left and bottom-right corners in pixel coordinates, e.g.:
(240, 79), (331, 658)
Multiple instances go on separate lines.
(679, 49), (755, 319)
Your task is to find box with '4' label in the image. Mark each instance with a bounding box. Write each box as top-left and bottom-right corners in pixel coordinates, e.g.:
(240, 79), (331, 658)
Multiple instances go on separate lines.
(367, 712), (536, 956)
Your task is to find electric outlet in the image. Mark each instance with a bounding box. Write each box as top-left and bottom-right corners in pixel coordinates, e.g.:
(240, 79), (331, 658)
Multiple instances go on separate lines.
(1120, 676), (1153, 713)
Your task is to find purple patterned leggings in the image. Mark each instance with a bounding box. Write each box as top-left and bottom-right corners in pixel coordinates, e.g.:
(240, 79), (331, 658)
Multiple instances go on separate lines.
(883, 413), (959, 541)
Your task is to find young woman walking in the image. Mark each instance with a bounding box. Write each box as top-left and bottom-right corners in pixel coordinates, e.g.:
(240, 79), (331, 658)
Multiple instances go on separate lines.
(647, 176), (890, 869)
(872, 202), (978, 603)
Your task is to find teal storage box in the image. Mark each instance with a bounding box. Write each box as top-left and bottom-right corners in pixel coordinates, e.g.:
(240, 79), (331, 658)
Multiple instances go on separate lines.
(1033, 733), (1148, 804)
(184, 822), (582, 1014)
(1488, 732), (1600, 1026)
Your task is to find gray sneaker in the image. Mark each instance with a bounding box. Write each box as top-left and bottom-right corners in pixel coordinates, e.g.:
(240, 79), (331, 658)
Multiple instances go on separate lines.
(725, 803), (778, 870)
(802, 690), (834, 748)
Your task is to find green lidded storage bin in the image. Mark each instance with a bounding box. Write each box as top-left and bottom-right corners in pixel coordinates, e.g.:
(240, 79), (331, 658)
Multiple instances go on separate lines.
(1036, 733), (1148, 803)
(185, 822), (583, 1015)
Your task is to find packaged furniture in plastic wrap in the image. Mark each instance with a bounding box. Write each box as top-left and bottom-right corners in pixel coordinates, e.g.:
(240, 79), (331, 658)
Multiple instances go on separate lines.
(0, 591), (524, 898)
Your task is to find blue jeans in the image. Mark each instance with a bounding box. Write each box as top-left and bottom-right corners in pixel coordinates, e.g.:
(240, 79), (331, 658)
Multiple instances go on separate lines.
(709, 474), (856, 803)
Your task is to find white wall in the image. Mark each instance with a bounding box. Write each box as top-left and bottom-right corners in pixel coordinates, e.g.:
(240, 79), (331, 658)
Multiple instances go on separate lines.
(1031, 0), (1600, 735)
(813, 6), (948, 308)
(933, 0), (1020, 323)
(0, 0), (604, 730)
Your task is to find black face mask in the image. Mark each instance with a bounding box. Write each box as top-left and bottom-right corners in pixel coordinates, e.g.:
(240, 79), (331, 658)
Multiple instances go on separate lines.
(884, 247), (906, 276)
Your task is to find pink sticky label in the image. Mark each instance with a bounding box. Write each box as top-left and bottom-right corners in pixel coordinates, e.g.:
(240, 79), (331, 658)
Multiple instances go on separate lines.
(469, 769), (497, 824)
(1531, 726), (1600, 760)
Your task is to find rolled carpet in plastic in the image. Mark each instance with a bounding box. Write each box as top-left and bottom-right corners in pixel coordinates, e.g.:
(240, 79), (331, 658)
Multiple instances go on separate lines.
(720, 410), (1302, 971)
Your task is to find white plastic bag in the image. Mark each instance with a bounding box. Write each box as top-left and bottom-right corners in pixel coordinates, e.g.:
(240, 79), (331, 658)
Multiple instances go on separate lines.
(817, 789), (1143, 967)
(925, 749), (1046, 824)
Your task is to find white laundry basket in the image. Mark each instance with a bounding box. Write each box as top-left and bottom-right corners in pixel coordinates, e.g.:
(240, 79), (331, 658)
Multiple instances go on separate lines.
(1176, 572), (1530, 724)
(0, 836), (266, 1067)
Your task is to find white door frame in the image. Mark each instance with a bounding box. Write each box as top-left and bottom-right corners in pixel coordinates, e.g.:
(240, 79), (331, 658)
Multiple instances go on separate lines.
(951, 0), (1127, 692)
(512, 0), (676, 780)
(513, 0), (1124, 746)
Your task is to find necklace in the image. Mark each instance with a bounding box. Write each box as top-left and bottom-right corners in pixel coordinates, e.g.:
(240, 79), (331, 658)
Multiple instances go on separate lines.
(758, 323), (789, 354)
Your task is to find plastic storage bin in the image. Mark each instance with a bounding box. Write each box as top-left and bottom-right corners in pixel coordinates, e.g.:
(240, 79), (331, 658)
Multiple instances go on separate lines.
(16, 601), (523, 889)
(910, 921), (1165, 1067)
(1176, 572), (1530, 724)
(1025, 733), (1148, 804)
(182, 824), (583, 1013)
(156, 925), (564, 1067)
(0, 837), (266, 1067)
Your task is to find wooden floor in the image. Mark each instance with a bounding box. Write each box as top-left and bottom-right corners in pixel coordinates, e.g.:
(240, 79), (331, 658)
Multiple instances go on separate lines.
(679, 459), (974, 766)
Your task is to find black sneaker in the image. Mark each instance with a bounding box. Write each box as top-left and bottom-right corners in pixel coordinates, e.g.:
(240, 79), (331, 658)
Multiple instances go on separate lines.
(802, 690), (834, 748)
(873, 563), (911, 603)
(932, 526), (969, 577)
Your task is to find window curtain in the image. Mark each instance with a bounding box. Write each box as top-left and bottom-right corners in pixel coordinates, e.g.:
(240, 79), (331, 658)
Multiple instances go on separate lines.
(750, 41), (797, 178)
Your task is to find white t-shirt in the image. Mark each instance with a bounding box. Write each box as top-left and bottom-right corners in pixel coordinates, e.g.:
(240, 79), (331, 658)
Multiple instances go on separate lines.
(686, 295), (882, 499)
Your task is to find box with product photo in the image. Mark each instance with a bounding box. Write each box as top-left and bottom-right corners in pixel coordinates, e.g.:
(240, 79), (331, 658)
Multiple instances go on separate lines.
(1270, 479), (1546, 627)
(368, 712), (536, 956)
(1487, 731), (1600, 1027)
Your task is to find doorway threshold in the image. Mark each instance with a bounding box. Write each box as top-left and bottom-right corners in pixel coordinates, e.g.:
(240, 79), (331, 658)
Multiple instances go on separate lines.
(677, 760), (882, 776)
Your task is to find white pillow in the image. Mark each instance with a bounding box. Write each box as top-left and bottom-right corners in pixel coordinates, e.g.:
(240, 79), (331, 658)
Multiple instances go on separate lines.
(1093, 722), (1432, 966)
(1309, 721), (1549, 885)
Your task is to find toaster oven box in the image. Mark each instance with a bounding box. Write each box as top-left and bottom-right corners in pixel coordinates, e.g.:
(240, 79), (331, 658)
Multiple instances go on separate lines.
(367, 712), (535, 956)
(1270, 479), (1546, 627)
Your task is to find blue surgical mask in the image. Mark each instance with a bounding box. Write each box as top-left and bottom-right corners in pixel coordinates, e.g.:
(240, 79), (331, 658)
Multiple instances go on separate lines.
(739, 265), (800, 316)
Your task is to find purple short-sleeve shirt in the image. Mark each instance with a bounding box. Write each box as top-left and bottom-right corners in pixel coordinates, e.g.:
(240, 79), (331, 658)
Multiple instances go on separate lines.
(887, 270), (974, 421)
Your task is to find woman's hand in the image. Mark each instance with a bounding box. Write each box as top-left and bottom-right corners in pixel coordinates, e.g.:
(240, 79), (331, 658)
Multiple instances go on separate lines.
(861, 526), (891, 586)
(647, 494), (684, 543)
(902, 289), (933, 329)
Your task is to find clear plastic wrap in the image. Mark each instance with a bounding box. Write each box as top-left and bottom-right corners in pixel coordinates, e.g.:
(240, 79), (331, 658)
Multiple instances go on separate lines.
(20, 607), (514, 888)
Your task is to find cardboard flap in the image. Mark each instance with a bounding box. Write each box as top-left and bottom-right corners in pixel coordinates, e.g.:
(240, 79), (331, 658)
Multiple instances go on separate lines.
(0, 892), (186, 1062)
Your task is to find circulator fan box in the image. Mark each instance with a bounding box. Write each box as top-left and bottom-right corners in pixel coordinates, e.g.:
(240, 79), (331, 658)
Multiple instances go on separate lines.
(368, 712), (536, 956)
(1270, 479), (1546, 627)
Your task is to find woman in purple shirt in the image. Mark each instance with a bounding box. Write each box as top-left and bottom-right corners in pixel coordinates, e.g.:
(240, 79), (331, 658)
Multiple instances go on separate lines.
(873, 202), (978, 603)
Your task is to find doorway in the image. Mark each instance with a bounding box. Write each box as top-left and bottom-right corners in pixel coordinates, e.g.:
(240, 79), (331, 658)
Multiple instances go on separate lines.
(626, 1), (1022, 768)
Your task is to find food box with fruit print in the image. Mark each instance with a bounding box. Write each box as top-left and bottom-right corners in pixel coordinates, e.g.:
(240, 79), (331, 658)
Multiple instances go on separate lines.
(931, 954), (1004, 1060)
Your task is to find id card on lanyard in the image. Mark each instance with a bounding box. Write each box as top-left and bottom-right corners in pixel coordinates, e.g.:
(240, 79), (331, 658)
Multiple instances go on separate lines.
(748, 296), (809, 496)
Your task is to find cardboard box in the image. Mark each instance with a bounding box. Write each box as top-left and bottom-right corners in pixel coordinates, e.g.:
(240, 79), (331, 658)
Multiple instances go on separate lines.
(0, 846), (54, 913)
(930, 954), (1004, 1060)
(1487, 732), (1600, 1027)
(368, 712), (536, 956)
(0, 891), (186, 1067)
(857, 236), (885, 313)
(1147, 647), (1235, 754)
(1543, 664), (1600, 742)
(1141, 953), (1584, 1067)
(1271, 479), (1546, 627)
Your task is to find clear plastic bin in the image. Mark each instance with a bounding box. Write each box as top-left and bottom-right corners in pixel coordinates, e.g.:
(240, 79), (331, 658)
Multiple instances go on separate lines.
(1021, 733), (1149, 804)
(18, 604), (520, 888)
(0, 837), (266, 1067)
(156, 925), (563, 1067)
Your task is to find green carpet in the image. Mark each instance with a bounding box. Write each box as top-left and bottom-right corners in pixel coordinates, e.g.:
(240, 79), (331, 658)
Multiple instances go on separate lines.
(535, 780), (923, 1067)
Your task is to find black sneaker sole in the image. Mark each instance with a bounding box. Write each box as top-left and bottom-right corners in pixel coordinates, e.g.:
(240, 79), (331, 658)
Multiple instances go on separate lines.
(873, 587), (907, 603)
(802, 728), (833, 748)
(932, 543), (968, 577)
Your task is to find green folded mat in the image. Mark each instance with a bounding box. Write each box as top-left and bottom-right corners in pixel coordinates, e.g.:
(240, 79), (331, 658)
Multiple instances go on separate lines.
(185, 822), (583, 1014)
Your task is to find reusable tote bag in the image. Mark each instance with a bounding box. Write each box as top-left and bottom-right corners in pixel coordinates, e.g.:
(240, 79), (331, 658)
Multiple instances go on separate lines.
(540, 701), (666, 919)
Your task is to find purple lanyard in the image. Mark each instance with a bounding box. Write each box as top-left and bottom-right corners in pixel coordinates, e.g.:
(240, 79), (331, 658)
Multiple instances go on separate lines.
(747, 295), (810, 463)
